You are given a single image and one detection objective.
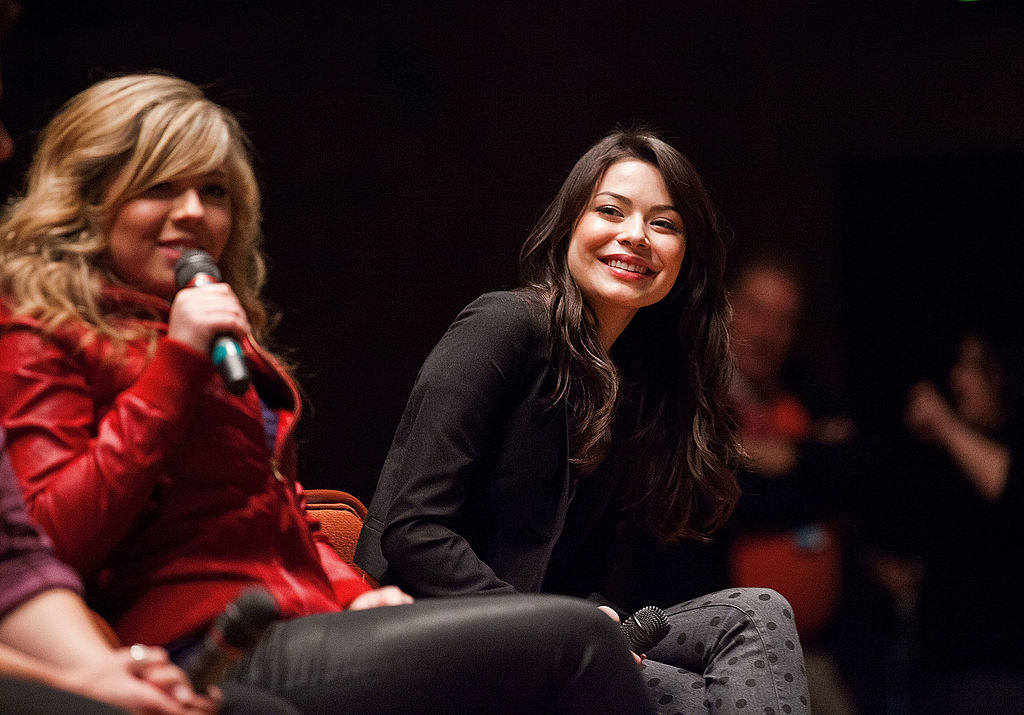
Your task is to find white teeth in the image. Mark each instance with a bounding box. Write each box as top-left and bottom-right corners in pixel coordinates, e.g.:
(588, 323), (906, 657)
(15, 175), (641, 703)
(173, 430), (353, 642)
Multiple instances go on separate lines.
(607, 259), (649, 275)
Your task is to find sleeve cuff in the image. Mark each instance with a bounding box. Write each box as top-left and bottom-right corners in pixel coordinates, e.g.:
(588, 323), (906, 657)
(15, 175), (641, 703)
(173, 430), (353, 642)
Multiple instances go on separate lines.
(0, 554), (83, 622)
(128, 338), (213, 418)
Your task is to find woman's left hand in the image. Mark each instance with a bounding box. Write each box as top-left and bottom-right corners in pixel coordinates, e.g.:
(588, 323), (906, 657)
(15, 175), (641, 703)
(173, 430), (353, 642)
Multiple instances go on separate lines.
(348, 586), (414, 611)
(57, 645), (220, 714)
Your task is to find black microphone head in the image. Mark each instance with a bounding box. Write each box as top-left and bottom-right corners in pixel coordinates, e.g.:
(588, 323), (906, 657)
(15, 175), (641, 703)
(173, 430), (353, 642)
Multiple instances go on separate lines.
(621, 605), (670, 654)
(174, 248), (220, 291)
(218, 587), (280, 649)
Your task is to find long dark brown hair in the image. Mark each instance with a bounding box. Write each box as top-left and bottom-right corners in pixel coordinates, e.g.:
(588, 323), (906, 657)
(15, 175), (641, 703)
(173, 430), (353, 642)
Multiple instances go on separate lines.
(520, 128), (742, 542)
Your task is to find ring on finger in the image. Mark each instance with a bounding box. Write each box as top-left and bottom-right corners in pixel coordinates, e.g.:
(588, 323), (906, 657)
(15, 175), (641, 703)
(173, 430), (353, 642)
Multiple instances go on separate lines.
(129, 643), (150, 663)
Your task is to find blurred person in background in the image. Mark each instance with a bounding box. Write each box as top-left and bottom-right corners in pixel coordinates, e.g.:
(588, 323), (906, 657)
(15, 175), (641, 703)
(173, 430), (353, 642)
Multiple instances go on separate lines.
(900, 324), (1024, 712)
(724, 256), (860, 714)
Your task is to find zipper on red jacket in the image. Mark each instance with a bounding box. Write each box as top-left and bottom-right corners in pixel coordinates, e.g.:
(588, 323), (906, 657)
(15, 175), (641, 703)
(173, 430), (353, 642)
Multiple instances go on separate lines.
(269, 456), (286, 483)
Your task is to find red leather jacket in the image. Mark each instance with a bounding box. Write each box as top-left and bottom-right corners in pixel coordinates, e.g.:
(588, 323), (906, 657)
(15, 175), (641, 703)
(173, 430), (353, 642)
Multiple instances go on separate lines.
(0, 287), (370, 646)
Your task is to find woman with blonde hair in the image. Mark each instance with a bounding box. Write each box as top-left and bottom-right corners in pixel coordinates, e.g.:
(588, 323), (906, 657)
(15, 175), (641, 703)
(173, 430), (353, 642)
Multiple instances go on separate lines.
(0, 73), (654, 713)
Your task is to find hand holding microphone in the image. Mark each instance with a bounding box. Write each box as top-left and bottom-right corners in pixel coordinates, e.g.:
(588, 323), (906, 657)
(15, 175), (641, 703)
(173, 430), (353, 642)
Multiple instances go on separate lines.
(172, 249), (251, 395)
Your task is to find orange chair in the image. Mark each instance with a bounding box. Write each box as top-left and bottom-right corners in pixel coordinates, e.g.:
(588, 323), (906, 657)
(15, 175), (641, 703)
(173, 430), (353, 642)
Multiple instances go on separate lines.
(304, 488), (378, 587)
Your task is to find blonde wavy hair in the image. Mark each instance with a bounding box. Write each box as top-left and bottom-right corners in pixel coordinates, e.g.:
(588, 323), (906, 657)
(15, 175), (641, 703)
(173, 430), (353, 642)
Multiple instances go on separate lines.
(0, 73), (271, 346)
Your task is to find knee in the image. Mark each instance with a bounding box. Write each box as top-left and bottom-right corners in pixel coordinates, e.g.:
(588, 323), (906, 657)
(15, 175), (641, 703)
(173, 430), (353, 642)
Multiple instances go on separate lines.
(509, 595), (626, 656)
(569, 599), (624, 645)
(685, 588), (800, 638)
(724, 588), (801, 641)
(525, 595), (620, 637)
(716, 587), (794, 617)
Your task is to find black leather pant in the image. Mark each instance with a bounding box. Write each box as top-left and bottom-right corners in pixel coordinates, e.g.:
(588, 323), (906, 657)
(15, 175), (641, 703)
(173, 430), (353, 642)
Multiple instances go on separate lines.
(230, 594), (654, 714)
(0, 676), (123, 714)
(0, 673), (296, 714)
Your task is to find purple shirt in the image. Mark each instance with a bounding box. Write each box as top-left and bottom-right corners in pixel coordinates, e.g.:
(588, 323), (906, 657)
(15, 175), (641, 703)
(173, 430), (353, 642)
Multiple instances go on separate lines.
(0, 428), (81, 621)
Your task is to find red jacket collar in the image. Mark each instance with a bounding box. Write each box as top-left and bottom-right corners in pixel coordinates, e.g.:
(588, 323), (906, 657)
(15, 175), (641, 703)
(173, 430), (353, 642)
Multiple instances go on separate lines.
(100, 284), (172, 320)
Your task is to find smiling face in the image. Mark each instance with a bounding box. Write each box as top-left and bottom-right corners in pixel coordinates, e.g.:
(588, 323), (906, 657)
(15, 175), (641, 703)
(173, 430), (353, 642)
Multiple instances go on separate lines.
(106, 171), (232, 300)
(566, 159), (686, 347)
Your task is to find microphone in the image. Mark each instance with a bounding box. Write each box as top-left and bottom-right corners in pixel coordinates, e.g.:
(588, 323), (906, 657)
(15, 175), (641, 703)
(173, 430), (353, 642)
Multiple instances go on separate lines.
(173, 249), (251, 395)
(181, 587), (280, 691)
(620, 605), (670, 654)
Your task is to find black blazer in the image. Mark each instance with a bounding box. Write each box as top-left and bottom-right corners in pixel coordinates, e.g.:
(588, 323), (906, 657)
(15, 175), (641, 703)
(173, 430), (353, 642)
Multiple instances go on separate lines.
(355, 291), (619, 596)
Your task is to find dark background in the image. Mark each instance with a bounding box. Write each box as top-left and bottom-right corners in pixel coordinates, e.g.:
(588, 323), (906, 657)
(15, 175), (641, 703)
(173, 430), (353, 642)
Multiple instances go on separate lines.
(3, 0), (1023, 501)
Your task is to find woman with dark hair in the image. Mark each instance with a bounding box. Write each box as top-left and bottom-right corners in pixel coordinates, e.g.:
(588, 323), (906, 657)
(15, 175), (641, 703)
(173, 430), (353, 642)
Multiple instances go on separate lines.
(0, 74), (655, 714)
(357, 129), (811, 713)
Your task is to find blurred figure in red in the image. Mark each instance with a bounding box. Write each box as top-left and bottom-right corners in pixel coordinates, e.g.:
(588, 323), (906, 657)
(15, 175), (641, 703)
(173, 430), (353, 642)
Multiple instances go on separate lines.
(725, 257), (858, 714)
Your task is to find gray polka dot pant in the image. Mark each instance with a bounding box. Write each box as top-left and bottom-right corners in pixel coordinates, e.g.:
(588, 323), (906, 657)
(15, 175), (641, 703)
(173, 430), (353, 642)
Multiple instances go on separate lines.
(640, 588), (811, 714)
